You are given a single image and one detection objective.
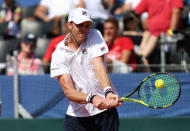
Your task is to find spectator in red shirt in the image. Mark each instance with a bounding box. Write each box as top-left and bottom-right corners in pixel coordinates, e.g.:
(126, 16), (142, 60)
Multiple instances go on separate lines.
(43, 16), (68, 73)
(43, 35), (65, 73)
(134, 0), (184, 65)
(104, 17), (137, 73)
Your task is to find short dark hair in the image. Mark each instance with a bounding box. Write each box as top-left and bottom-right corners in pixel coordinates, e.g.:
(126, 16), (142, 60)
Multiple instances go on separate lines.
(104, 17), (119, 29)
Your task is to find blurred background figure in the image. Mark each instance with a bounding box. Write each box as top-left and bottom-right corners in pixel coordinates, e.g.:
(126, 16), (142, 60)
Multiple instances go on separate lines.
(0, 0), (22, 38)
(42, 16), (68, 73)
(122, 10), (143, 37)
(114, 0), (141, 15)
(6, 33), (44, 75)
(114, 0), (148, 31)
(134, 0), (184, 66)
(34, 0), (84, 36)
(104, 17), (137, 73)
(83, 0), (114, 34)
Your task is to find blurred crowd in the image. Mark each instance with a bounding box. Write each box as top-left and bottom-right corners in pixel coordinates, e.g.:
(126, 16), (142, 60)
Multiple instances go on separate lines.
(0, 0), (190, 75)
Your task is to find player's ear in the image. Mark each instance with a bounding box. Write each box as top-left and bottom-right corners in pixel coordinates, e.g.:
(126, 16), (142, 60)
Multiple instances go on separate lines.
(66, 22), (72, 30)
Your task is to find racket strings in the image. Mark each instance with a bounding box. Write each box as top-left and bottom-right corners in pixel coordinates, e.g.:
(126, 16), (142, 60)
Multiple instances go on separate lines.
(139, 74), (180, 108)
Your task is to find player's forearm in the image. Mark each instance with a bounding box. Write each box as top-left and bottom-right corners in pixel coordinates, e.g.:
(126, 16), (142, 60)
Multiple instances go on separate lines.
(93, 56), (112, 88)
(64, 88), (88, 104)
(169, 8), (182, 31)
(58, 75), (88, 104)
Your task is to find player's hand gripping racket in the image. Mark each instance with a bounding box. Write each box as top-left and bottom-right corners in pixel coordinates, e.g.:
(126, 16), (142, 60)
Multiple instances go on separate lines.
(120, 72), (181, 109)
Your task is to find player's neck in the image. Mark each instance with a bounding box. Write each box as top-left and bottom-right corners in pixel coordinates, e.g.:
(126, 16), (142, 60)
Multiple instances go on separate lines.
(67, 36), (80, 51)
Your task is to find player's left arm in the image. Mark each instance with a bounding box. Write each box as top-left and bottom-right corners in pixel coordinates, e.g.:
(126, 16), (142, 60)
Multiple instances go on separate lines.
(92, 56), (120, 107)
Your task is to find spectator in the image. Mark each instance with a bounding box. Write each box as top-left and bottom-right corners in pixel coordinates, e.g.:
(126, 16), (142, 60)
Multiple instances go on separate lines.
(83, 0), (114, 34)
(122, 10), (143, 36)
(114, 0), (148, 32)
(134, 0), (184, 65)
(114, 0), (141, 14)
(34, 0), (84, 36)
(43, 16), (69, 73)
(0, 0), (22, 38)
(6, 33), (44, 75)
(104, 17), (137, 73)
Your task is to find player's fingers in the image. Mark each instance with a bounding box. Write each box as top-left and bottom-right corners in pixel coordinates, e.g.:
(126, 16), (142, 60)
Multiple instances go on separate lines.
(97, 104), (106, 110)
(114, 95), (119, 104)
(119, 98), (123, 102)
(118, 101), (122, 107)
(99, 100), (111, 110)
(109, 99), (118, 108)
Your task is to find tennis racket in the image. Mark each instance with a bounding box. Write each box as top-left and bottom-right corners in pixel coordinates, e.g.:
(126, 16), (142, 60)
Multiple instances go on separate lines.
(120, 72), (181, 109)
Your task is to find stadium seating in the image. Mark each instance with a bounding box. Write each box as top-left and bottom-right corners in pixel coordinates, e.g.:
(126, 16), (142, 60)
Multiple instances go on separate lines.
(35, 37), (51, 59)
(0, 22), (9, 38)
(21, 4), (55, 38)
(22, 5), (38, 19)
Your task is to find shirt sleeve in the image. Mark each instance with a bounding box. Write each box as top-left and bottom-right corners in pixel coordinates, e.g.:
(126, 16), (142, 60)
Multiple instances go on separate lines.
(172, 0), (184, 9)
(50, 48), (69, 78)
(134, 0), (147, 15)
(122, 37), (134, 51)
(88, 30), (109, 58)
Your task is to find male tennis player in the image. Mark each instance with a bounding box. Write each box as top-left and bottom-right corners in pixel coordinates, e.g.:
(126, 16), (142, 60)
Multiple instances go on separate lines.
(51, 8), (121, 131)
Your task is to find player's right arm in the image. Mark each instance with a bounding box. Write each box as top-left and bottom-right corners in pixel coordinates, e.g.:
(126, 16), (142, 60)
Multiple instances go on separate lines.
(58, 74), (87, 104)
(57, 74), (112, 110)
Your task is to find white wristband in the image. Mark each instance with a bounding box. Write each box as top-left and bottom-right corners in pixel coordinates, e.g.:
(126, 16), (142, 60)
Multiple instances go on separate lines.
(103, 86), (112, 92)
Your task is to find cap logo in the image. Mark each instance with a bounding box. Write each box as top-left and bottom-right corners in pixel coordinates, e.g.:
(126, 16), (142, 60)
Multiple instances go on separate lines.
(82, 11), (87, 16)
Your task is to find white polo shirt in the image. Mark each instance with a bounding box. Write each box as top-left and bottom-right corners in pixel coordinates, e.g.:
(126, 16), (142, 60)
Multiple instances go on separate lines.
(51, 29), (116, 117)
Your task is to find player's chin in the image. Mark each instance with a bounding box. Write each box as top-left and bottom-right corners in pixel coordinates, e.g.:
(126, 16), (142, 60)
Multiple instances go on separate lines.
(78, 37), (87, 43)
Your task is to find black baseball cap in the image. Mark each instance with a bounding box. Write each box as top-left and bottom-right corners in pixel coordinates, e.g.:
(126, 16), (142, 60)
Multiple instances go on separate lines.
(23, 33), (37, 45)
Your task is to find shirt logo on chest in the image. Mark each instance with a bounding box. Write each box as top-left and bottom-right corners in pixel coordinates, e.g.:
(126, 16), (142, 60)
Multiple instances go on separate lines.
(101, 46), (106, 52)
(82, 49), (87, 54)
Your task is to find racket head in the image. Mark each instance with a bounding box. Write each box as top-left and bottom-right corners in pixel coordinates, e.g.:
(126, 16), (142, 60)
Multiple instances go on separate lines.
(137, 72), (181, 108)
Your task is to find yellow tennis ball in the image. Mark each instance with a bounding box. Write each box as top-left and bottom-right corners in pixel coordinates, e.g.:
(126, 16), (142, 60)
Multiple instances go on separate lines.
(155, 79), (164, 88)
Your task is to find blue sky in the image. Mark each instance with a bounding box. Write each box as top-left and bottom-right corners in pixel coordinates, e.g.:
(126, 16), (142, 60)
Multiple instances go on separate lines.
(0, 0), (40, 7)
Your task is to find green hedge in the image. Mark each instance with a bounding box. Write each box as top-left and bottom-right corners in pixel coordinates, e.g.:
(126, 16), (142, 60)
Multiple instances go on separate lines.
(0, 118), (189, 131)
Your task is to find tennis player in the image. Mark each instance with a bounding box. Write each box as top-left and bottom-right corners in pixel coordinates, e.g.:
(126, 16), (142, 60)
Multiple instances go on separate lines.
(50, 8), (121, 131)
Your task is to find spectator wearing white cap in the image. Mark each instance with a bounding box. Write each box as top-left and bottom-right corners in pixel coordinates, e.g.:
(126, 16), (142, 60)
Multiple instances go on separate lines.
(6, 33), (44, 75)
(50, 8), (121, 131)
